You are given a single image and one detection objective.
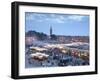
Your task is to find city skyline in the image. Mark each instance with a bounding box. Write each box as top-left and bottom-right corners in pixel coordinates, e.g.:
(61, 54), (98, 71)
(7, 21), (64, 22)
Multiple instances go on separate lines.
(25, 12), (89, 36)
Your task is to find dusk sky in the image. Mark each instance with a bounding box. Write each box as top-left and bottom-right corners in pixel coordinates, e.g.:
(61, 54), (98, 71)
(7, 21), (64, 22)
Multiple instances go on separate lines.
(25, 12), (89, 36)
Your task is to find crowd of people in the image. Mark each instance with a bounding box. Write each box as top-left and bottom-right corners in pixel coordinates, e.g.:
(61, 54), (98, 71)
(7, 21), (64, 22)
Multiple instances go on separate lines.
(25, 44), (89, 68)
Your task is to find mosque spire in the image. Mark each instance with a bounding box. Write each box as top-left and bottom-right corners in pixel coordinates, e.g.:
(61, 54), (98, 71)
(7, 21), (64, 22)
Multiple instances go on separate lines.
(50, 26), (52, 36)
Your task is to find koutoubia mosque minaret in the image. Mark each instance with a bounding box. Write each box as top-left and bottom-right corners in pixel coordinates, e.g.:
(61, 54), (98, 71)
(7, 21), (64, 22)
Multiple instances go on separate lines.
(50, 26), (52, 36)
(50, 26), (53, 39)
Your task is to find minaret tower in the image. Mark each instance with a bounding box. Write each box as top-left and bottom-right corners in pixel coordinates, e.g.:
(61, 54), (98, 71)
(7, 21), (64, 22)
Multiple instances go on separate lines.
(50, 26), (52, 36)
(50, 26), (52, 39)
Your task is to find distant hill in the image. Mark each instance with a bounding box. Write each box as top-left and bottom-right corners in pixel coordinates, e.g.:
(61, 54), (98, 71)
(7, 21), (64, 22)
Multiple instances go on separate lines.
(26, 31), (48, 40)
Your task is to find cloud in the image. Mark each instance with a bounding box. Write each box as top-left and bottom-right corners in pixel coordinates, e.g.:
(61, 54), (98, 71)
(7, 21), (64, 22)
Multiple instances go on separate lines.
(43, 14), (66, 23)
(26, 13), (86, 23)
(25, 13), (35, 20)
(67, 15), (85, 21)
(54, 18), (65, 23)
(25, 13), (46, 21)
